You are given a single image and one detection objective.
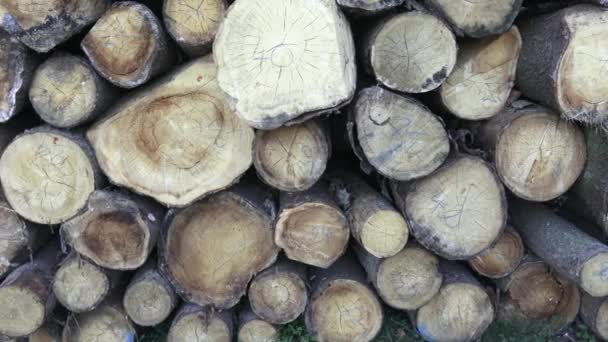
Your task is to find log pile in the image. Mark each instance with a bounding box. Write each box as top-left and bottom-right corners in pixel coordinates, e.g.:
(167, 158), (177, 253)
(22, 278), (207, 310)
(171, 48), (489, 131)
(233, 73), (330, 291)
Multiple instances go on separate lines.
(0, 1), (608, 341)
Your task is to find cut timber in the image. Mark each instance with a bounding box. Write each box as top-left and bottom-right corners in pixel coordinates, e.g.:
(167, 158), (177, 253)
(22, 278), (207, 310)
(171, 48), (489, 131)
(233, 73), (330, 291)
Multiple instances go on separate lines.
(413, 261), (494, 342)
(28, 322), (61, 342)
(329, 172), (408, 258)
(29, 52), (115, 128)
(439, 26), (522, 120)
(0, 240), (63, 337)
(0, 127), (102, 225)
(479, 104), (586, 201)
(81, 1), (176, 88)
(87, 56), (254, 207)
(364, 12), (457, 93)
(398, 155), (506, 260)
(0, 30), (36, 122)
(336, 0), (405, 14)
(61, 190), (162, 270)
(123, 256), (178, 326)
(305, 254), (383, 342)
(421, 0), (522, 37)
(62, 297), (136, 342)
(581, 293), (608, 340)
(351, 86), (450, 181)
(354, 242), (442, 310)
(214, 0), (356, 129)
(167, 304), (233, 342)
(517, 5), (608, 124)
(275, 182), (349, 268)
(248, 257), (307, 324)
(163, 0), (227, 57)
(253, 120), (330, 191)
(468, 226), (524, 278)
(0, 0), (110, 52)
(238, 303), (278, 342)
(160, 183), (279, 308)
(511, 200), (608, 297)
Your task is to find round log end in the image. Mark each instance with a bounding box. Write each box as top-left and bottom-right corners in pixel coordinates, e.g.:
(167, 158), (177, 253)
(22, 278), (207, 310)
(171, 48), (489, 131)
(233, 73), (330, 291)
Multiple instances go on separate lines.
(469, 227), (524, 278)
(63, 303), (136, 342)
(123, 279), (175, 326)
(361, 209), (408, 258)
(507, 262), (563, 319)
(52, 257), (109, 312)
(238, 320), (278, 342)
(0, 202), (28, 276)
(594, 300), (608, 339)
(168, 309), (231, 342)
(0, 287), (45, 337)
(581, 252), (608, 297)
(249, 271), (307, 324)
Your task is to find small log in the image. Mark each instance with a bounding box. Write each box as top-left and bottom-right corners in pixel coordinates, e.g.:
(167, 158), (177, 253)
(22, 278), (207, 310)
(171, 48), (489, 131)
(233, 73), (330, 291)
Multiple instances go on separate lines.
(167, 304), (233, 342)
(62, 296), (136, 342)
(305, 253), (383, 342)
(412, 261), (494, 342)
(253, 120), (330, 192)
(393, 155), (506, 260)
(238, 303), (278, 342)
(123, 256), (178, 327)
(336, 0), (405, 15)
(511, 200), (608, 297)
(29, 52), (115, 128)
(81, 1), (176, 89)
(355, 242), (442, 310)
(362, 11), (457, 93)
(0, 240), (63, 337)
(0, 127), (103, 225)
(0, 30), (36, 122)
(159, 182), (279, 309)
(28, 322), (62, 342)
(468, 226), (524, 278)
(350, 86), (450, 181)
(439, 26), (522, 120)
(163, 0), (227, 57)
(213, 0), (356, 129)
(580, 293), (608, 340)
(329, 172), (409, 258)
(87, 56), (255, 207)
(275, 181), (349, 268)
(516, 5), (608, 124)
(0, 0), (110, 53)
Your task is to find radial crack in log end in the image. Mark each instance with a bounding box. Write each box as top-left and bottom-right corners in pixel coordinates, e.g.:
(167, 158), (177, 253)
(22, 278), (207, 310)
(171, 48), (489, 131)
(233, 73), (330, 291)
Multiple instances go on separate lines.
(168, 304), (233, 342)
(62, 299), (136, 342)
(469, 226), (524, 278)
(238, 320), (278, 342)
(0, 31), (36, 122)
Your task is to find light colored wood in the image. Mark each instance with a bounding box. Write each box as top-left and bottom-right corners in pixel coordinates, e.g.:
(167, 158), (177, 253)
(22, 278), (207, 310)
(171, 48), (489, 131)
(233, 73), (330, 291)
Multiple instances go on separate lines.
(0, 30), (36, 122)
(62, 297), (136, 342)
(168, 304), (233, 342)
(468, 226), (524, 278)
(238, 303), (278, 342)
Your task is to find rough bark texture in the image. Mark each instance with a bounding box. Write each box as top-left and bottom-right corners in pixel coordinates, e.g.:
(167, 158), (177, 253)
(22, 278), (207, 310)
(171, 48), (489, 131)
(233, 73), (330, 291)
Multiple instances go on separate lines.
(580, 292), (608, 340)
(238, 302), (279, 342)
(0, 30), (36, 122)
(336, 0), (405, 14)
(468, 226), (524, 278)
(168, 304), (234, 342)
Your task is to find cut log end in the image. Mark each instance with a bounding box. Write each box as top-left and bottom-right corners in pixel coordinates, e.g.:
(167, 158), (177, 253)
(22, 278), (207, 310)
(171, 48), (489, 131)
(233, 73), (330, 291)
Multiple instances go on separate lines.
(52, 257), (109, 313)
(590, 298), (608, 339)
(469, 227), (524, 278)
(0, 201), (30, 277)
(238, 320), (278, 342)
(361, 210), (408, 258)
(63, 302), (136, 342)
(0, 287), (45, 337)
(581, 252), (608, 297)
(249, 272), (307, 324)
(168, 307), (232, 342)
(123, 278), (175, 327)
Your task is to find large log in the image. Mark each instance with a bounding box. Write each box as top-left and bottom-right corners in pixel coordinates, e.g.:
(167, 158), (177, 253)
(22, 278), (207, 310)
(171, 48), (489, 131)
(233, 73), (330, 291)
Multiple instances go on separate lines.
(167, 304), (233, 342)
(336, 0), (405, 14)
(238, 303), (278, 342)
(516, 4), (608, 124)
(87, 56), (254, 207)
(580, 293), (608, 341)
(62, 296), (136, 342)
(213, 0), (356, 129)
(81, 1), (176, 89)
(0, 30), (36, 122)
(468, 226), (524, 278)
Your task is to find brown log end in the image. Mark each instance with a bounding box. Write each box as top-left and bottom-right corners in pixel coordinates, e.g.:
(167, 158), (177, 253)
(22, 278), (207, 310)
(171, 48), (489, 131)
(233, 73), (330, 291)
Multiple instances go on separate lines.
(469, 227), (524, 278)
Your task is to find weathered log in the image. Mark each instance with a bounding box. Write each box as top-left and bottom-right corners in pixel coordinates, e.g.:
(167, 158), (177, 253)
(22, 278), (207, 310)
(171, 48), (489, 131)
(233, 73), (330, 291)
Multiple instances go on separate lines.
(468, 226), (524, 278)
(213, 0), (356, 129)
(28, 322), (61, 342)
(0, 30), (36, 122)
(29, 52), (115, 128)
(511, 200), (608, 297)
(81, 1), (176, 89)
(87, 56), (254, 207)
(62, 296), (136, 342)
(238, 302), (278, 342)
(350, 86), (450, 181)
(61, 190), (163, 270)
(516, 4), (608, 124)
(580, 293), (608, 340)
(336, 0), (405, 14)
(168, 304), (233, 342)
(275, 181), (349, 268)
(439, 26), (522, 120)
(305, 253), (383, 342)
(0, 127), (103, 225)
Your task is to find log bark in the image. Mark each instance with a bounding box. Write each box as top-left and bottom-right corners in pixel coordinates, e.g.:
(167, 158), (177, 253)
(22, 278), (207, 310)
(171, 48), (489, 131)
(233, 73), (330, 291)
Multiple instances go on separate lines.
(28, 322), (61, 342)
(580, 293), (608, 340)
(511, 200), (608, 297)
(168, 304), (234, 342)
(477, 103), (586, 202)
(393, 155), (506, 260)
(0, 127), (103, 225)
(349, 86), (450, 181)
(275, 181), (349, 268)
(81, 1), (176, 89)
(0, 30), (36, 122)
(87, 56), (255, 207)
(516, 4), (608, 124)
(29, 52), (115, 128)
(468, 226), (524, 278)
(61, 189), (163, 270)
(238, 302), (279, 342)
(213, 0), (356, 129)
(328, 172), (409, 258)
(159, 181), (279, 309)
(362, 11), (457, 93)
(305, 253), (383, 342)
(123, 256), (178, 327)
(0, 0), (110, 53)
(336, 0), (405, 15)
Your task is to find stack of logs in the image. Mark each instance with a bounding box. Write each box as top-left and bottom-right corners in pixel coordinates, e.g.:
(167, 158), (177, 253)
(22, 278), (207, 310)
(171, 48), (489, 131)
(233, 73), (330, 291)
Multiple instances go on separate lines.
(1, 0), (608, 341)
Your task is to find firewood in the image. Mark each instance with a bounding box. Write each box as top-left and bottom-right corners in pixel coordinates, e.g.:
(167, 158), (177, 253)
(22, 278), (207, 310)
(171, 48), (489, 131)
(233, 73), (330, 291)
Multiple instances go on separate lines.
(28, 322), (61, 342)
(81, 1), (176, 89)
(163, 0), (227, 57)
(253, 120), (330, 192)
(468, 226), (524, 278)
(159, 182), (279, 309)
(0, 30), (36, 122)
(275, 182), (349, 268)
(168, 304), (233, 342)
(62, 296), (136, 342)
(516, 5), (608, 124)
(305, 253), (383, 342)
(581, 293), (608, 340)
(87, 56), (254, 207)
(336, 0), (405, 14)
(29, 52), (115, 128)
(238, 303), (278, 342)
(213, 0), (356, 129)
(61, 190), (163, 270)
(392, 155), (506, 260)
